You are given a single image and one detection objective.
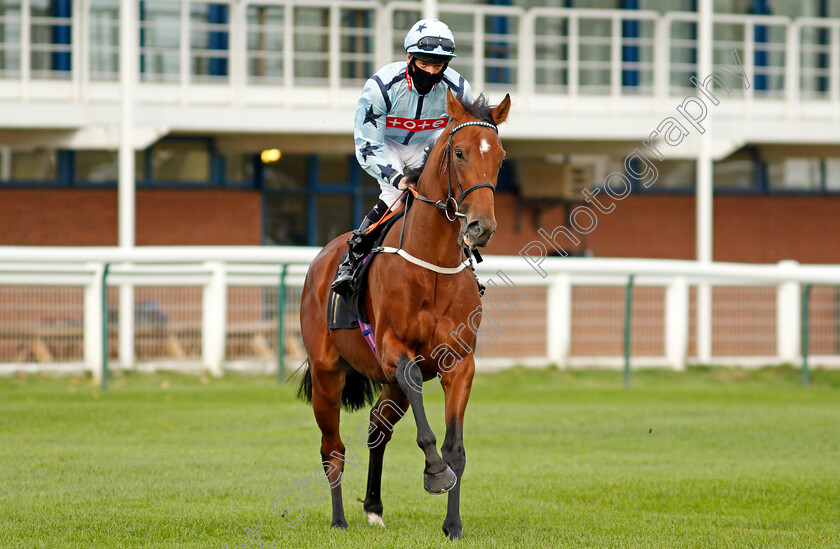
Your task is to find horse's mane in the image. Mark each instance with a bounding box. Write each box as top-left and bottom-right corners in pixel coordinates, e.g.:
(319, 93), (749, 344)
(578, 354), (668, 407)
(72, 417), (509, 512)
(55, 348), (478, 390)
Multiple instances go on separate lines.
(404, 93), (495, 183)
(460, 93), (496, 124)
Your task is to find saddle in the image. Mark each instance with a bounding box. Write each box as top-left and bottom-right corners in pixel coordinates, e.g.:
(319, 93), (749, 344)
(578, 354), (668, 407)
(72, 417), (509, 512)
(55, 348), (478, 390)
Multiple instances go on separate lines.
(327, 209), (405, 331)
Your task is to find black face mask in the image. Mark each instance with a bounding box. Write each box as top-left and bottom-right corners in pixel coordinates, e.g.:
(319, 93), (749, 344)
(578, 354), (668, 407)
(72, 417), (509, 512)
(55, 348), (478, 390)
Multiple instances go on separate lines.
(409, 58), (446, 95)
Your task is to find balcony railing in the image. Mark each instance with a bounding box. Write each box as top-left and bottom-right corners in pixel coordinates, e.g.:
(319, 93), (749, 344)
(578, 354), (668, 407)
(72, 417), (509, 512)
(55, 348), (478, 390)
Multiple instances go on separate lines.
(0, 2), (838, 119)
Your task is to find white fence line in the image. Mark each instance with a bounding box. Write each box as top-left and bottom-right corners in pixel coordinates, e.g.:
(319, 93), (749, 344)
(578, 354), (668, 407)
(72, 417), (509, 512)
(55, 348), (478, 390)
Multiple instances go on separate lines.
(1, 247), (839, 377)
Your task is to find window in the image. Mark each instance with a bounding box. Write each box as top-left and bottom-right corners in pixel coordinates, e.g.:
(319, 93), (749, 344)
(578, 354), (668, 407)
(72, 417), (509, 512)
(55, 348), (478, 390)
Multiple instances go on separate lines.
(0, 4), (22, 77)
(768, 158), (822, 191)
(10, 150), (57, 181)
(657, 160), (695, 189)
(89, 0), (120, 81)
(30, 0), (72, 78)
(827, 159), (840, 191)
(713, 158), (754, 190)
(151, 140), (210, 183)
(262, 153), (379, 246)
(75, 150), (146, 183)
(767, 157), (840, 192)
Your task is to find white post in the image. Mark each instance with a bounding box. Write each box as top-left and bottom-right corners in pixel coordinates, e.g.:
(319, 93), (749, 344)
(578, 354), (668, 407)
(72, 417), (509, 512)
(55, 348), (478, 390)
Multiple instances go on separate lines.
(517, 12), (534, 105)
(547, 274), (572, 368)
(472, 12), (484, 93)
(665, 276), (689, 371)
(119, 281), (134, 370)
(71, 0), (83, 101)
(119, 0), (136, 250)
(696, 0), (714, 363)
(179, 0), (190, 103)
(328, 4), (340, 108)
(568, 15), (579, 111)
(85, 263), (105, 382)
(283, 3), (294, 106)
(784, 22), (798, 119)
(777, 260), (801, 364)
(422, 0), (438, 20)
(21, 0), (31, 100)
(119, 0), (137, 375)
(202, 262), (227, 377)
(654, 16), (669, 109)
(230, 0), (246, 105)
(610, 16), (621, 112)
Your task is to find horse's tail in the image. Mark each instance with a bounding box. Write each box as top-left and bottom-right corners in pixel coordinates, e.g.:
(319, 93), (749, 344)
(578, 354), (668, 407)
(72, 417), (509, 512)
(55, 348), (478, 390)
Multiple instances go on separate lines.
(296, 359), (313, 405)
(341, 370), (381, 412)
(296, 358), (380, 413)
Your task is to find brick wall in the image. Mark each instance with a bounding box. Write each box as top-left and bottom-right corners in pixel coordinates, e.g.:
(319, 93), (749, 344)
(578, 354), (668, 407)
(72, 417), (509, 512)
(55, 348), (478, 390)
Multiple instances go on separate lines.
(486, 193), (840, 264)
(2, 188), (838, 264)
(0, 188), (262, 245)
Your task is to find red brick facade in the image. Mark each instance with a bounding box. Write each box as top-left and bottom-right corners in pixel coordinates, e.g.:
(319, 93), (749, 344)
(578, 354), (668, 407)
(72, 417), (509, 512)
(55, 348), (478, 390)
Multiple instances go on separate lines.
(1, 188), (838, 265)
(0, 189), (262, 246)
(487, 194), (840, 264)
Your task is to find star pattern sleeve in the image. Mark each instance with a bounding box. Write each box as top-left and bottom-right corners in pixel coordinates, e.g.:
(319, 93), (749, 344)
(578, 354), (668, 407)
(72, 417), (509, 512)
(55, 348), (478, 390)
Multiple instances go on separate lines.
(354, 78), (401, 186)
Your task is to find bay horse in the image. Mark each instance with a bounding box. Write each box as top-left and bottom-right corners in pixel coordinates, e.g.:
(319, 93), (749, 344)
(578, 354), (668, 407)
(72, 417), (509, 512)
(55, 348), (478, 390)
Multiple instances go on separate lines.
(298, 89), (510, 539)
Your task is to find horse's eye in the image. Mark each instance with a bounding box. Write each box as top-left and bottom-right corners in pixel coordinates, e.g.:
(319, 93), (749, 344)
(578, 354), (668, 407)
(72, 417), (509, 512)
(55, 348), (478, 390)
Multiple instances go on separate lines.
(455, 149), (464, 159)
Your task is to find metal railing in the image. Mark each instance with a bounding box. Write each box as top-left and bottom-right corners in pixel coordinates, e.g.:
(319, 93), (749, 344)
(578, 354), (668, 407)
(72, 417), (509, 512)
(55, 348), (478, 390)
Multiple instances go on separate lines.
(1, 247), (839, 384)
(0, 2), (839, 119)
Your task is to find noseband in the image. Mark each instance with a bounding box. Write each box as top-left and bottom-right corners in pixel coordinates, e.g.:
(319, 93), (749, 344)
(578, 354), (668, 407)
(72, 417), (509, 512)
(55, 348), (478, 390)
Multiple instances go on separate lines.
(412, 120), (499, 222)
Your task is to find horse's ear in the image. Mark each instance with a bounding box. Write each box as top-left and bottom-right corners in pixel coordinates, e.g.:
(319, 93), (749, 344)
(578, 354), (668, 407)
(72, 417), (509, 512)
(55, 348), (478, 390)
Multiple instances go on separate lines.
(492, 94), (511, 125)
(446, 89), (466, 119)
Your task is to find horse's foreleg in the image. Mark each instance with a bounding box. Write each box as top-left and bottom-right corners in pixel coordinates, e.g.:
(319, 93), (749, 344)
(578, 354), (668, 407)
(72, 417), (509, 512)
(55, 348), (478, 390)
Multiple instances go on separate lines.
(440, 362), (475, 540)
(395, 355), (457, 495)
(362, 385), (409, 526)
(312, 370), (348, 529)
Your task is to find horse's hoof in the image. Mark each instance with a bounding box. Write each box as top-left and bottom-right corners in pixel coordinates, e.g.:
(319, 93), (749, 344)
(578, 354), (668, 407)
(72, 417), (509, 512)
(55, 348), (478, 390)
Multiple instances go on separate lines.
(443, 524), (463, 540)
(330, 519), (348, 530)
(424, 465), (457, 495)
(365, 512), (386, 527)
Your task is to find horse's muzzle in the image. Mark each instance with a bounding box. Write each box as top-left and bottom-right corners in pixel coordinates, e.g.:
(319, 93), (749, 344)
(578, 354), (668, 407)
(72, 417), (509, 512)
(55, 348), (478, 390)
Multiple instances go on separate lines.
(461, 219), (496, 249)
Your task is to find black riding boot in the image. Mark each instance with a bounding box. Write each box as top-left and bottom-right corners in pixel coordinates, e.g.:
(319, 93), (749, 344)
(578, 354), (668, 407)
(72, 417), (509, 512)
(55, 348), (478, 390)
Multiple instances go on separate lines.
(331, 200), (389, 295)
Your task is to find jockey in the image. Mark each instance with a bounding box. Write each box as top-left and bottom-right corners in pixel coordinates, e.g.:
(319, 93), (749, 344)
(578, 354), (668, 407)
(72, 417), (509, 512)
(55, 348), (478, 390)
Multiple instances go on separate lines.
(331, 18), (473, 295)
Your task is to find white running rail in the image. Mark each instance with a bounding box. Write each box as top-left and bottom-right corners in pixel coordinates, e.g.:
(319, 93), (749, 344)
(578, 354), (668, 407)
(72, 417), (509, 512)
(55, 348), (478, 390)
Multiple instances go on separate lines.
(1, 246), (839, 377)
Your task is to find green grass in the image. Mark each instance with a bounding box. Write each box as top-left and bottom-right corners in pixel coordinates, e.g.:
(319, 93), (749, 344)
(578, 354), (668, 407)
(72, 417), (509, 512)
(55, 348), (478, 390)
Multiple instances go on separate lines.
(2, 366), (839, 548)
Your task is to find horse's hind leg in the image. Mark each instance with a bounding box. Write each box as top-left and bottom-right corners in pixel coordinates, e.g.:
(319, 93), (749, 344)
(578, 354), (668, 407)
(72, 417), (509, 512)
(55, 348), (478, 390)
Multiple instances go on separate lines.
(395, 355), (457, 495)
(311, 358), (350, 529)
(440, 361), (475, 540)
(362, 385), (409, 526)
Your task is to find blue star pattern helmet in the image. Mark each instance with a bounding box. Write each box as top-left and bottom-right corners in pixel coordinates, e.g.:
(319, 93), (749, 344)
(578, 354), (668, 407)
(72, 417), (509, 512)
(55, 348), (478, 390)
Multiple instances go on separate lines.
(404, 19), (456, 64)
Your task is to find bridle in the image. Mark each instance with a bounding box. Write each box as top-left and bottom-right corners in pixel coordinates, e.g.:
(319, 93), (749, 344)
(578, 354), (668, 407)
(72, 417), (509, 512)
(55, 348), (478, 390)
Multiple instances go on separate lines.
(411, 120), (499, 222)
(379, 119), (500, 275)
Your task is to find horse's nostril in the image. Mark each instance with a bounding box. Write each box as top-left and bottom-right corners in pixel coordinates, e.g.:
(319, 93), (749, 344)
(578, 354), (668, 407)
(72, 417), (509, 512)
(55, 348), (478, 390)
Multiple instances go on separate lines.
(468, 221), (483, 237)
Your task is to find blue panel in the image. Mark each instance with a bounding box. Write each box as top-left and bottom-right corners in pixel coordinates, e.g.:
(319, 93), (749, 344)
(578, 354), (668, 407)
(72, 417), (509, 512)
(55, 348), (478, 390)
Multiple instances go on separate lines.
(51, 0), (72, 71)
(210, 151), (225, 186)
(57, 150), (74, 185)
(689, 0), (697, 76)
(621, 0), (640, 88)
(208, 4), (229, 76)
(752, 0), (771, 92)
(487, 0), (513, 85)
(752, 147), (768, 193)
(253, 155), (265, 190)
(817, 0), (829, 93)
(139, 2), (146, 74)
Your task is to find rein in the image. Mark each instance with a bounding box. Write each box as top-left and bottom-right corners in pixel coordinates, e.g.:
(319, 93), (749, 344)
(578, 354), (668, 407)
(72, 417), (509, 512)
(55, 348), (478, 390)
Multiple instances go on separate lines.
(373, 119), (499, 276)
